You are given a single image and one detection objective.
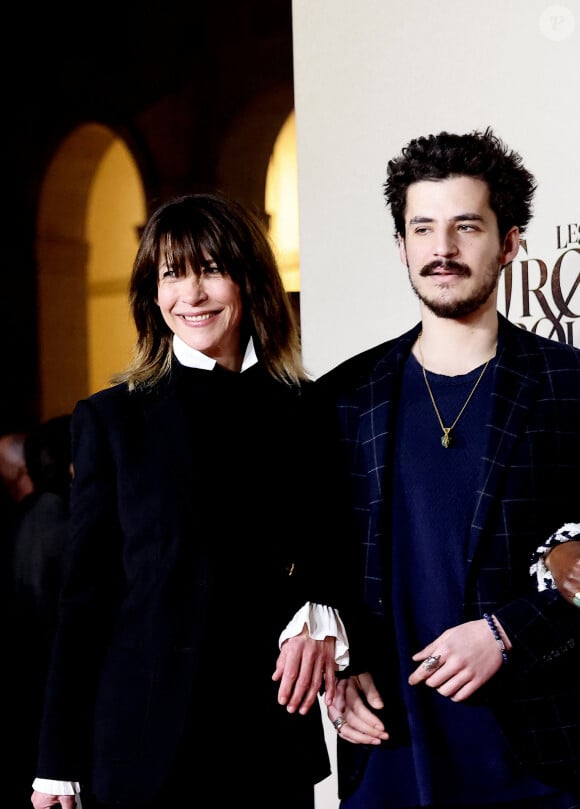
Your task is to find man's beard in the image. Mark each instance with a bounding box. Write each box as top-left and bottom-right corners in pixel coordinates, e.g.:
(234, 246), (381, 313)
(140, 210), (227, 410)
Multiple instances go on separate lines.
(408, 258), (502, 319)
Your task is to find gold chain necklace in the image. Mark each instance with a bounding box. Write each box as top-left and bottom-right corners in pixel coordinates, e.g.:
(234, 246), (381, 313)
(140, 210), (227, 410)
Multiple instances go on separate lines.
(417, 333), (491, 448)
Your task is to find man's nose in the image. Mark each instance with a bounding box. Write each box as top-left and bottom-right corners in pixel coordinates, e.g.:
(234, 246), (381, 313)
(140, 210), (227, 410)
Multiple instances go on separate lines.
(433, 230), (459, 258)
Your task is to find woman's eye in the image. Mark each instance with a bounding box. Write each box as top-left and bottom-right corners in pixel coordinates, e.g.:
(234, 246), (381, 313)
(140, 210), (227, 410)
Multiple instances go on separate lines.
(159, 266), (177, 279)
(201, 263), (224, 276)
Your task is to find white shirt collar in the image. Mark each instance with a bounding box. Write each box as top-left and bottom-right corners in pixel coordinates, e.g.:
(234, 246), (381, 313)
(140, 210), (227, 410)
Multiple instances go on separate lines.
(172, 334), (258, 372)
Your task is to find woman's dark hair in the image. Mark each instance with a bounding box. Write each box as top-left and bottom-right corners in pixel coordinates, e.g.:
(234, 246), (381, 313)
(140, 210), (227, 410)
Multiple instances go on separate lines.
(114, 192), (306, 389)
(383, 127), (537, 241)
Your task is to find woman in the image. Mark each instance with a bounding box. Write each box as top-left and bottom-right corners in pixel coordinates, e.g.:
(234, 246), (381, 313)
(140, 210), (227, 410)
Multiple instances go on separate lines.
(31, 192), (355, 809)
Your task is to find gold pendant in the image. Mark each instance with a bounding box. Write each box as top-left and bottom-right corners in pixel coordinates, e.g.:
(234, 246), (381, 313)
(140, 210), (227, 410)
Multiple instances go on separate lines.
(441, 429), (452, 448)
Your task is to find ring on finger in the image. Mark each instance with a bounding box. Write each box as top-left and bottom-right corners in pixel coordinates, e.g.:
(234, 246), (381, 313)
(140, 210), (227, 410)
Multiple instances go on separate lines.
(422, 654), (442, 672)
(332, 715), (347, 732)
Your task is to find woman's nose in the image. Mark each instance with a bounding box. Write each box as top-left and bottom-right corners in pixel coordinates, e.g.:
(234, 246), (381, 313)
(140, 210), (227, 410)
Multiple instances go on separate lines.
(183, 274), (208, 303)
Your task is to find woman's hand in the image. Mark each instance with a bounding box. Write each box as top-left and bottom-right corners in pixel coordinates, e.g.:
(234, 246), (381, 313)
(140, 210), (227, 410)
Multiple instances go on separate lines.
(273, 628), (337, 714)
(31, 791), (76, 809)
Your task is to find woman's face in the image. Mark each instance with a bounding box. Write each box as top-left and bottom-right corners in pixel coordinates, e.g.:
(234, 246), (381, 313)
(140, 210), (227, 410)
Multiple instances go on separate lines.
(156, 250), (244, 371)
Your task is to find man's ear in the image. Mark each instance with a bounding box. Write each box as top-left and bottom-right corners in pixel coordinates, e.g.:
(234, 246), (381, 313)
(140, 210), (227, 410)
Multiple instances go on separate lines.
(397, 233), (407, 266)
(500, 226), (520, 265)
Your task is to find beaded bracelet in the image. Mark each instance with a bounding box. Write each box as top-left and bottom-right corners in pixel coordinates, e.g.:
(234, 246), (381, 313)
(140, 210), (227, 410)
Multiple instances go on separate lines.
(483, 612), (508, 664)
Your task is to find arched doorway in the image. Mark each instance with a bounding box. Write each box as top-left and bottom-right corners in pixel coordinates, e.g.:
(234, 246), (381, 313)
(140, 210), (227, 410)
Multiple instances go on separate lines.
(36, 124), (145, 419)
(266, 110), (300, 293)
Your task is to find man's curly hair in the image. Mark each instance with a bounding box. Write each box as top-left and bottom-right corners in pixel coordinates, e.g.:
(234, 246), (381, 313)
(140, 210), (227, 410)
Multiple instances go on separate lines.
(383, 127), (537, 241)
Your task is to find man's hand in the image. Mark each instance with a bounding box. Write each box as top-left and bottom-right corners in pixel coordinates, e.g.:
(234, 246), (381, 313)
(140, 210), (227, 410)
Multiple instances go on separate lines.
(327, 673), (389, 744)
(409, 618), (510, 701)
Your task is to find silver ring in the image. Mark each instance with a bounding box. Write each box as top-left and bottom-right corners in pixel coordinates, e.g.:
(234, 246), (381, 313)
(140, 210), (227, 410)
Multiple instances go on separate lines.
(332, 715), (347, 732)
(422, 654), (442, 672)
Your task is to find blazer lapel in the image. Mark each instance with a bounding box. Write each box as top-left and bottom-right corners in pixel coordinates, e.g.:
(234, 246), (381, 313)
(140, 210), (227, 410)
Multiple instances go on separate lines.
(362, 326), (420, 507)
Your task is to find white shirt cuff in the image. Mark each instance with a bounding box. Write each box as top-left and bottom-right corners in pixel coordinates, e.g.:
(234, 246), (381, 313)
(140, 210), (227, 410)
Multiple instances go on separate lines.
(32, 779), (80, 795)
(279, 601), (350, 670)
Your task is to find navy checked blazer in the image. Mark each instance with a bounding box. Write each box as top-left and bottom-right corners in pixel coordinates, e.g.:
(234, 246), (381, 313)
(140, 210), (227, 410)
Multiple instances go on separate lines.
(318, 313), (580, 793)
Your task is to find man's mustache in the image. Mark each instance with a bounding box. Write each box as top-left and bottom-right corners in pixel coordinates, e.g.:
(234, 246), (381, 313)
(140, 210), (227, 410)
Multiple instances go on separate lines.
(420, 260), (471, 277)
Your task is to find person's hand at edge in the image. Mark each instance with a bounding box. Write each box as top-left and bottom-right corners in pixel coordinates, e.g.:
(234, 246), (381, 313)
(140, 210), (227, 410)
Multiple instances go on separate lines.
(546, 540), (580, 606)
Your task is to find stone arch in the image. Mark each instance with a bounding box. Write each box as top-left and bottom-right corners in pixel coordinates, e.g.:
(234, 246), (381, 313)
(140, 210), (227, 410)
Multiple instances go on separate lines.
(36, 123), (146, 418)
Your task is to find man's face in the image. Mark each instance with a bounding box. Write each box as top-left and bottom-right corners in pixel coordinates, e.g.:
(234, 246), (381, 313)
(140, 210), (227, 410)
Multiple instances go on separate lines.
(398, 176), (519, 319)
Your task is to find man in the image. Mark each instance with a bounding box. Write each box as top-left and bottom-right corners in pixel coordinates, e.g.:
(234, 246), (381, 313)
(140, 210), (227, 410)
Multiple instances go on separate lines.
(0, 429), (33, 620)
(0, 430), (34, 517)
(319, 128), (580, 808)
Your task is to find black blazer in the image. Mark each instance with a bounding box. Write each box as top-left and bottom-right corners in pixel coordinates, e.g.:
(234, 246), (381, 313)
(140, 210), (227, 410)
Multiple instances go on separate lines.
(318, 314), (580, 795)
(36, 362), (357, 804)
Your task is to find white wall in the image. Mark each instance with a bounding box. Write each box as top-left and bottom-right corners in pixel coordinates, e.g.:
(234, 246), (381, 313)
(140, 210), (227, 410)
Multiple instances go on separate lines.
(291, 2), (580, 807)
